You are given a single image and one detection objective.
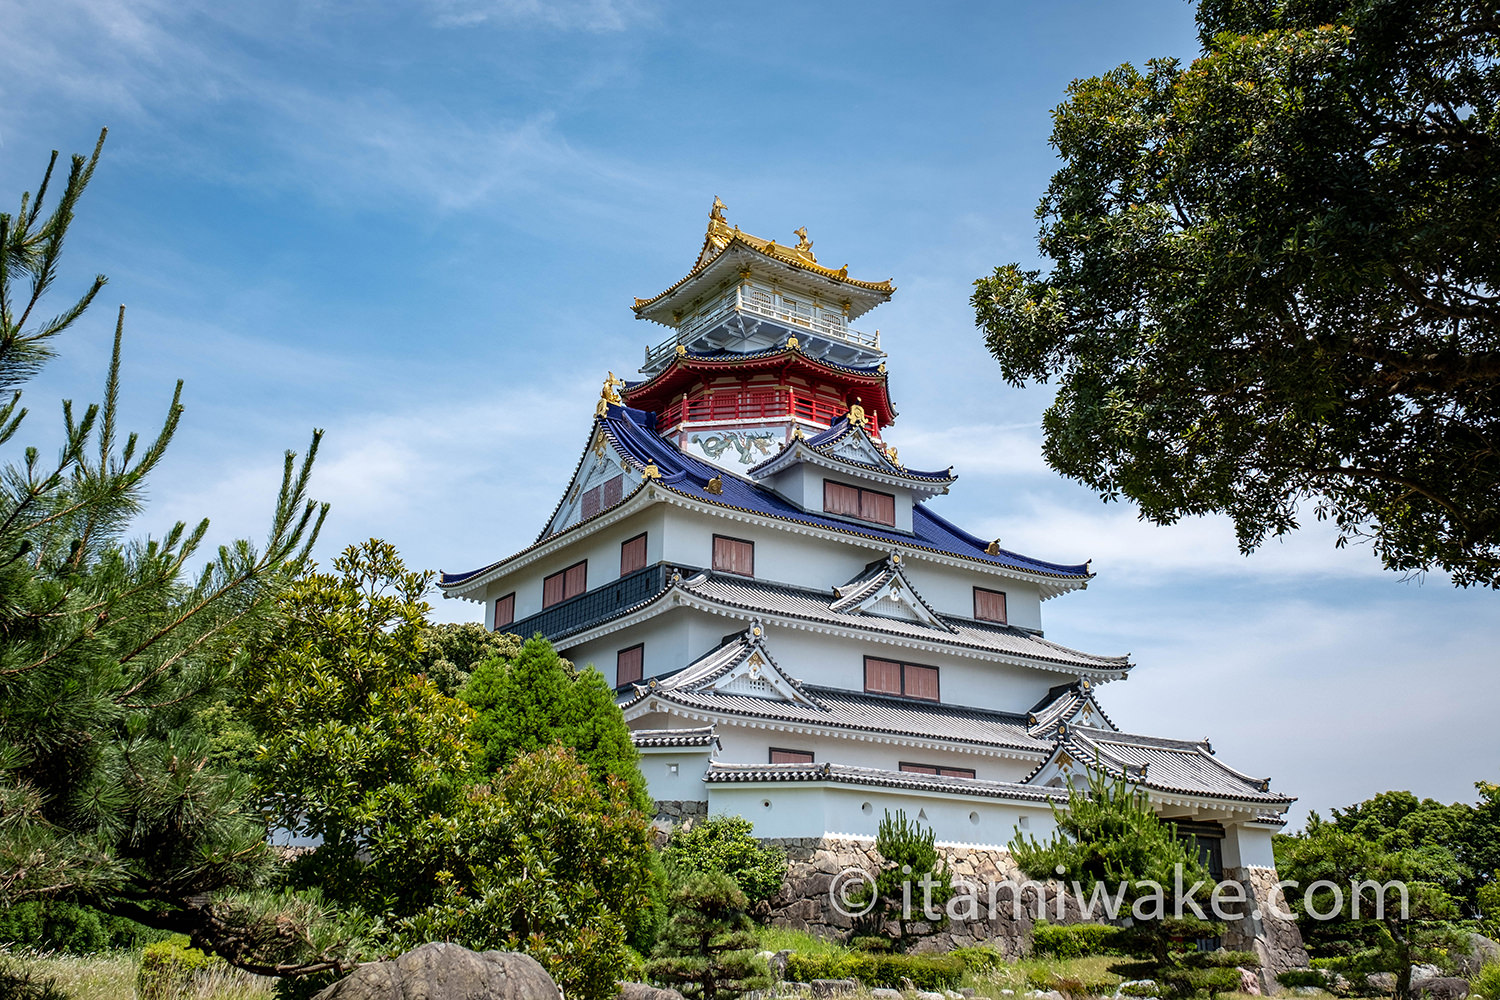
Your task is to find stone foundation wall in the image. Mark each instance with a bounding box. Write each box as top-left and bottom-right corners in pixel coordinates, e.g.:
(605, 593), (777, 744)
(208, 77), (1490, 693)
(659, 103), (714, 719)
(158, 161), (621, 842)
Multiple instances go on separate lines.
(1219, 865), (1310, 992)
(652, 800), (708, 829)
(759, 838), (1311, 982)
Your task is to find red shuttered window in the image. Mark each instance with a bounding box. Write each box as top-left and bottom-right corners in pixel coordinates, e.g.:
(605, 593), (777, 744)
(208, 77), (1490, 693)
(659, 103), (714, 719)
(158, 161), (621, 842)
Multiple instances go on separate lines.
(974, 587), (1007, 623)
(900, 762), (976, 779)
(620, 533), (647, 575)
(823, 480), (896, 527)
(602, 475), (623, 507)
(616, 644), (644, 686)
(581, 486), (601, 519)
(712, 535), (754, 577)
(864, 656), (940, 702)
(543, 560), (588, 608)
(493, 593), (515, 630)
(769, 748), (814, 764)
(823, 481), (861, 517)
(864, 657), (904, 696)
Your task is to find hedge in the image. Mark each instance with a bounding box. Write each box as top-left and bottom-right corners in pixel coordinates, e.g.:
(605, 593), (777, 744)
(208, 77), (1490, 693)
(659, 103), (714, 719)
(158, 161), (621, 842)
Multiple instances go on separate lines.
(1031, 921), (1128, 958)
(784, 953), (966, 989)
(136, 937), (221, 1000)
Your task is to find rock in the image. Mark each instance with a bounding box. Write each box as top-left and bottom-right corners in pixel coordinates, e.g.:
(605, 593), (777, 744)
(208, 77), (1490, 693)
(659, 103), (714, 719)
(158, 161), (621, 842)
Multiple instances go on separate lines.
(767, 951), (792, 980)
(1238, 968), (1261, 996)
(621, 985), (686, 1000)
(1001, 992), (1015, 997)
(901, 979), (918, 993)
(756, 952), (775, 962)
(871, 990), (903, 1000)
(1456, 935), (1500, 978)
(810, 980), (858, 997)
(1413, 965), (1444, 987)
(959, 991), (976, 998)
(946, 991), (965, 1000)
(1292, 989), (1321, 997)
(313, 942), (560, 1000)
(1416, 979), (1470, 1000)
(1367, 973), (1397, 993)
(916, 992), (947, 1000)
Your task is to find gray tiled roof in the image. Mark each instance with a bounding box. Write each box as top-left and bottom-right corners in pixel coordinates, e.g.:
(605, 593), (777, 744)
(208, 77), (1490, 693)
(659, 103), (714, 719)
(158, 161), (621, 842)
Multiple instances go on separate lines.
(628, 678), (1051, 754)
(1052, 727), (1293, 805)
(704, 761), (1068, 802)
(631, 727), (720, 748)
(677, 571), (1129, 673)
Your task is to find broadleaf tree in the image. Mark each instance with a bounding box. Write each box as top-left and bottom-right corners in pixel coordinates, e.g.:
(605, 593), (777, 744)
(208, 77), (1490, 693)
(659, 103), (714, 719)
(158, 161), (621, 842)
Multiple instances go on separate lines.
(973, 0), (1500, 586)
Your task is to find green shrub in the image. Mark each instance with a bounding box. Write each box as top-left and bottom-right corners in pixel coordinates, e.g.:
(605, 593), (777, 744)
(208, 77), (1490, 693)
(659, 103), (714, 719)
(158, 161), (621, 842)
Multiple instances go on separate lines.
(1471, 965), (1500, 1000)
(661, 816), (788, 905)
(951, 945), (1005, 973)
(1278, 970), (1330, 990)
(784, 952), (965, 989)
(137, 936), (221, 1000)
(1032, 921), (1128, 958)
(1157, 965), (1242, 999)
(1119, 983), (1161, 998)
(1026, 970), (1123, 997)
(0, 900), (165, 953)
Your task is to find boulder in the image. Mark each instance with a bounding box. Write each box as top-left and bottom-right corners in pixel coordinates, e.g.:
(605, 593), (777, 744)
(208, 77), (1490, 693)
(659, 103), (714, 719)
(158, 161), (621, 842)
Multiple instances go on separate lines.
(313, 943), (561, 1000)
(916, 992), (947, 1000)
(1456, 935), (1500, 978)
(1416, 979), (1470, 1000)
(621, 985), (686, 1000)
(1238, 968), (1262, 996)
(870, 990), (903, 1000)
(1367, 973), (1397, 993)
(810, 980), (858, 997)
(945, 991), (965, 1000)
(1413, 965), (1444, 987)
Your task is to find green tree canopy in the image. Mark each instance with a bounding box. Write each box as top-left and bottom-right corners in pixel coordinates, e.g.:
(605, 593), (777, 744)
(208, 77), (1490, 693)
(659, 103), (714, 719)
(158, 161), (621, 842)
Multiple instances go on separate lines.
(973, 0), (1500, 586)
(459, 635), (650, 812)
(0, 132), (341, 978)
(660, 815), (788, 906)
(645, 872), (766, 1000)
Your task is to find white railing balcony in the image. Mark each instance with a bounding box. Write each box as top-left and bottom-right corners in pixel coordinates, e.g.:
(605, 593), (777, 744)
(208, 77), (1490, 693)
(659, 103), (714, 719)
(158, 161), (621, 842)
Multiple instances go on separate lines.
(644, 291), (882, 370)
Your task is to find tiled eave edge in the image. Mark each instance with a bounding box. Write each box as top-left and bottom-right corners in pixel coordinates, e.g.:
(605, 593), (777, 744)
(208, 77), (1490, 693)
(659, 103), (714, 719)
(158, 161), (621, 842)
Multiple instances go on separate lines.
(441, 477), (1092, 603)
(565, 578), (1128, 679)
(650, 485), (1091, 600)
(751, 440), (954, 497)
(703, 763), (1068, 805)
(621, 693), (1046, 763)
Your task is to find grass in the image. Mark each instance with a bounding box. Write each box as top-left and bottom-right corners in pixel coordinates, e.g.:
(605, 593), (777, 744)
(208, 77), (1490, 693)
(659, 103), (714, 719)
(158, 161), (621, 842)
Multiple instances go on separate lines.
(8, 949), (275, 1000)
(750, 926), (856, 958)
(966, 954), (1124, 994)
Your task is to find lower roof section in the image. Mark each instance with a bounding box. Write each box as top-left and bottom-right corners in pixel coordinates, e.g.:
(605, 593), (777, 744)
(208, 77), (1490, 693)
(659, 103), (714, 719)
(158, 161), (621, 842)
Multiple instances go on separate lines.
(705, 760), (1066, 803)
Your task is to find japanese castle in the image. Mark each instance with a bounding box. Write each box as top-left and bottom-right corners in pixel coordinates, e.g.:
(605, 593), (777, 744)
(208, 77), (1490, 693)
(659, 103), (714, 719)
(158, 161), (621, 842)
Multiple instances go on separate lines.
(441, 202), (1300, 959)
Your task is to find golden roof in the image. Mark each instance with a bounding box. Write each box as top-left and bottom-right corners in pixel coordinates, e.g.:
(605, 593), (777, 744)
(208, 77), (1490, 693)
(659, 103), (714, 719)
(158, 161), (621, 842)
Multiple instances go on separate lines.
(633, 198), (895, 312)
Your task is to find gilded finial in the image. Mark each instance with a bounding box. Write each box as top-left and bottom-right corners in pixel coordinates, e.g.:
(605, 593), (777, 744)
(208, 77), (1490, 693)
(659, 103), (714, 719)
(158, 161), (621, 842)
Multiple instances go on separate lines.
(676, 343), (687, 357)
(600, 371), (625, 405)
(710, 195), (726, 221)
(705, 475), (723, 494)
(885, 444), (901, 467)
(642, 463), (661, 480)
(986, 539), (1001, 555)
(793, 226), (813, 254)
(790, 425), (804, 441)
(847, 398), (868, 428)
(786, 335), (799, 350)
(877, 362), (886, 374)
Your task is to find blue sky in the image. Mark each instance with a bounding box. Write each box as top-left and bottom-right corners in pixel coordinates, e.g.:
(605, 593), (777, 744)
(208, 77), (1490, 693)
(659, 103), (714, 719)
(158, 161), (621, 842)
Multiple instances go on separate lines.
(3, 0), (1495, 826)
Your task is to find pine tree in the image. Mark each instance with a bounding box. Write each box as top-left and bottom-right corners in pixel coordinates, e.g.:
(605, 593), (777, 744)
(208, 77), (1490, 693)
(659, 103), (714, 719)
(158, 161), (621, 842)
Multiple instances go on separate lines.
(0, 132), (348, 977)
(645, 873), (767, 1000)
(854, 808), (954, 948)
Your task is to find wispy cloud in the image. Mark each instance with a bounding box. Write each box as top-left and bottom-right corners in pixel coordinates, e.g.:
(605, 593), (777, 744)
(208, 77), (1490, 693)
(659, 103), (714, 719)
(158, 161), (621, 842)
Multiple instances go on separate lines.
(422, 0), (648, 31)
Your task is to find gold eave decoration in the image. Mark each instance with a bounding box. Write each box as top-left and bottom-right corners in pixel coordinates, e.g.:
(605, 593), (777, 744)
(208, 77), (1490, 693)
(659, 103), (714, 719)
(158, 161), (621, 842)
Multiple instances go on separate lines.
(705, 475), (723, 494)
(642, 463), (661, 480)
(986, 540), (1001, 555)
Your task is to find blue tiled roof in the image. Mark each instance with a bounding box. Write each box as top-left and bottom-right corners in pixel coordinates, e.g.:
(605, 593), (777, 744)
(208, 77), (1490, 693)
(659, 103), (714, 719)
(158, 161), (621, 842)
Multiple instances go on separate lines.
(441, 404), (1091, 589)
(778, 416), (954, 483)
(600, 405), (1089, 580)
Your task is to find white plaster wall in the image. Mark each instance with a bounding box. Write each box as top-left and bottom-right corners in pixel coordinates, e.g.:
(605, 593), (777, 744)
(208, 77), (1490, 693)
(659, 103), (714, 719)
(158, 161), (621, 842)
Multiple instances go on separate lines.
(564, 606), (729, 687)
(704, 722), (1037, 782)
(753, 626), (1068, 715)
(901, 558), (1045, 633)
(659, 505), (879, 588)
(637, 747), (713, 803)
(1222, 823), (1278, 869)
(482, 506), (666, 627)
(708, 782), (1059, 850)
(767, 465), (915, 535)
